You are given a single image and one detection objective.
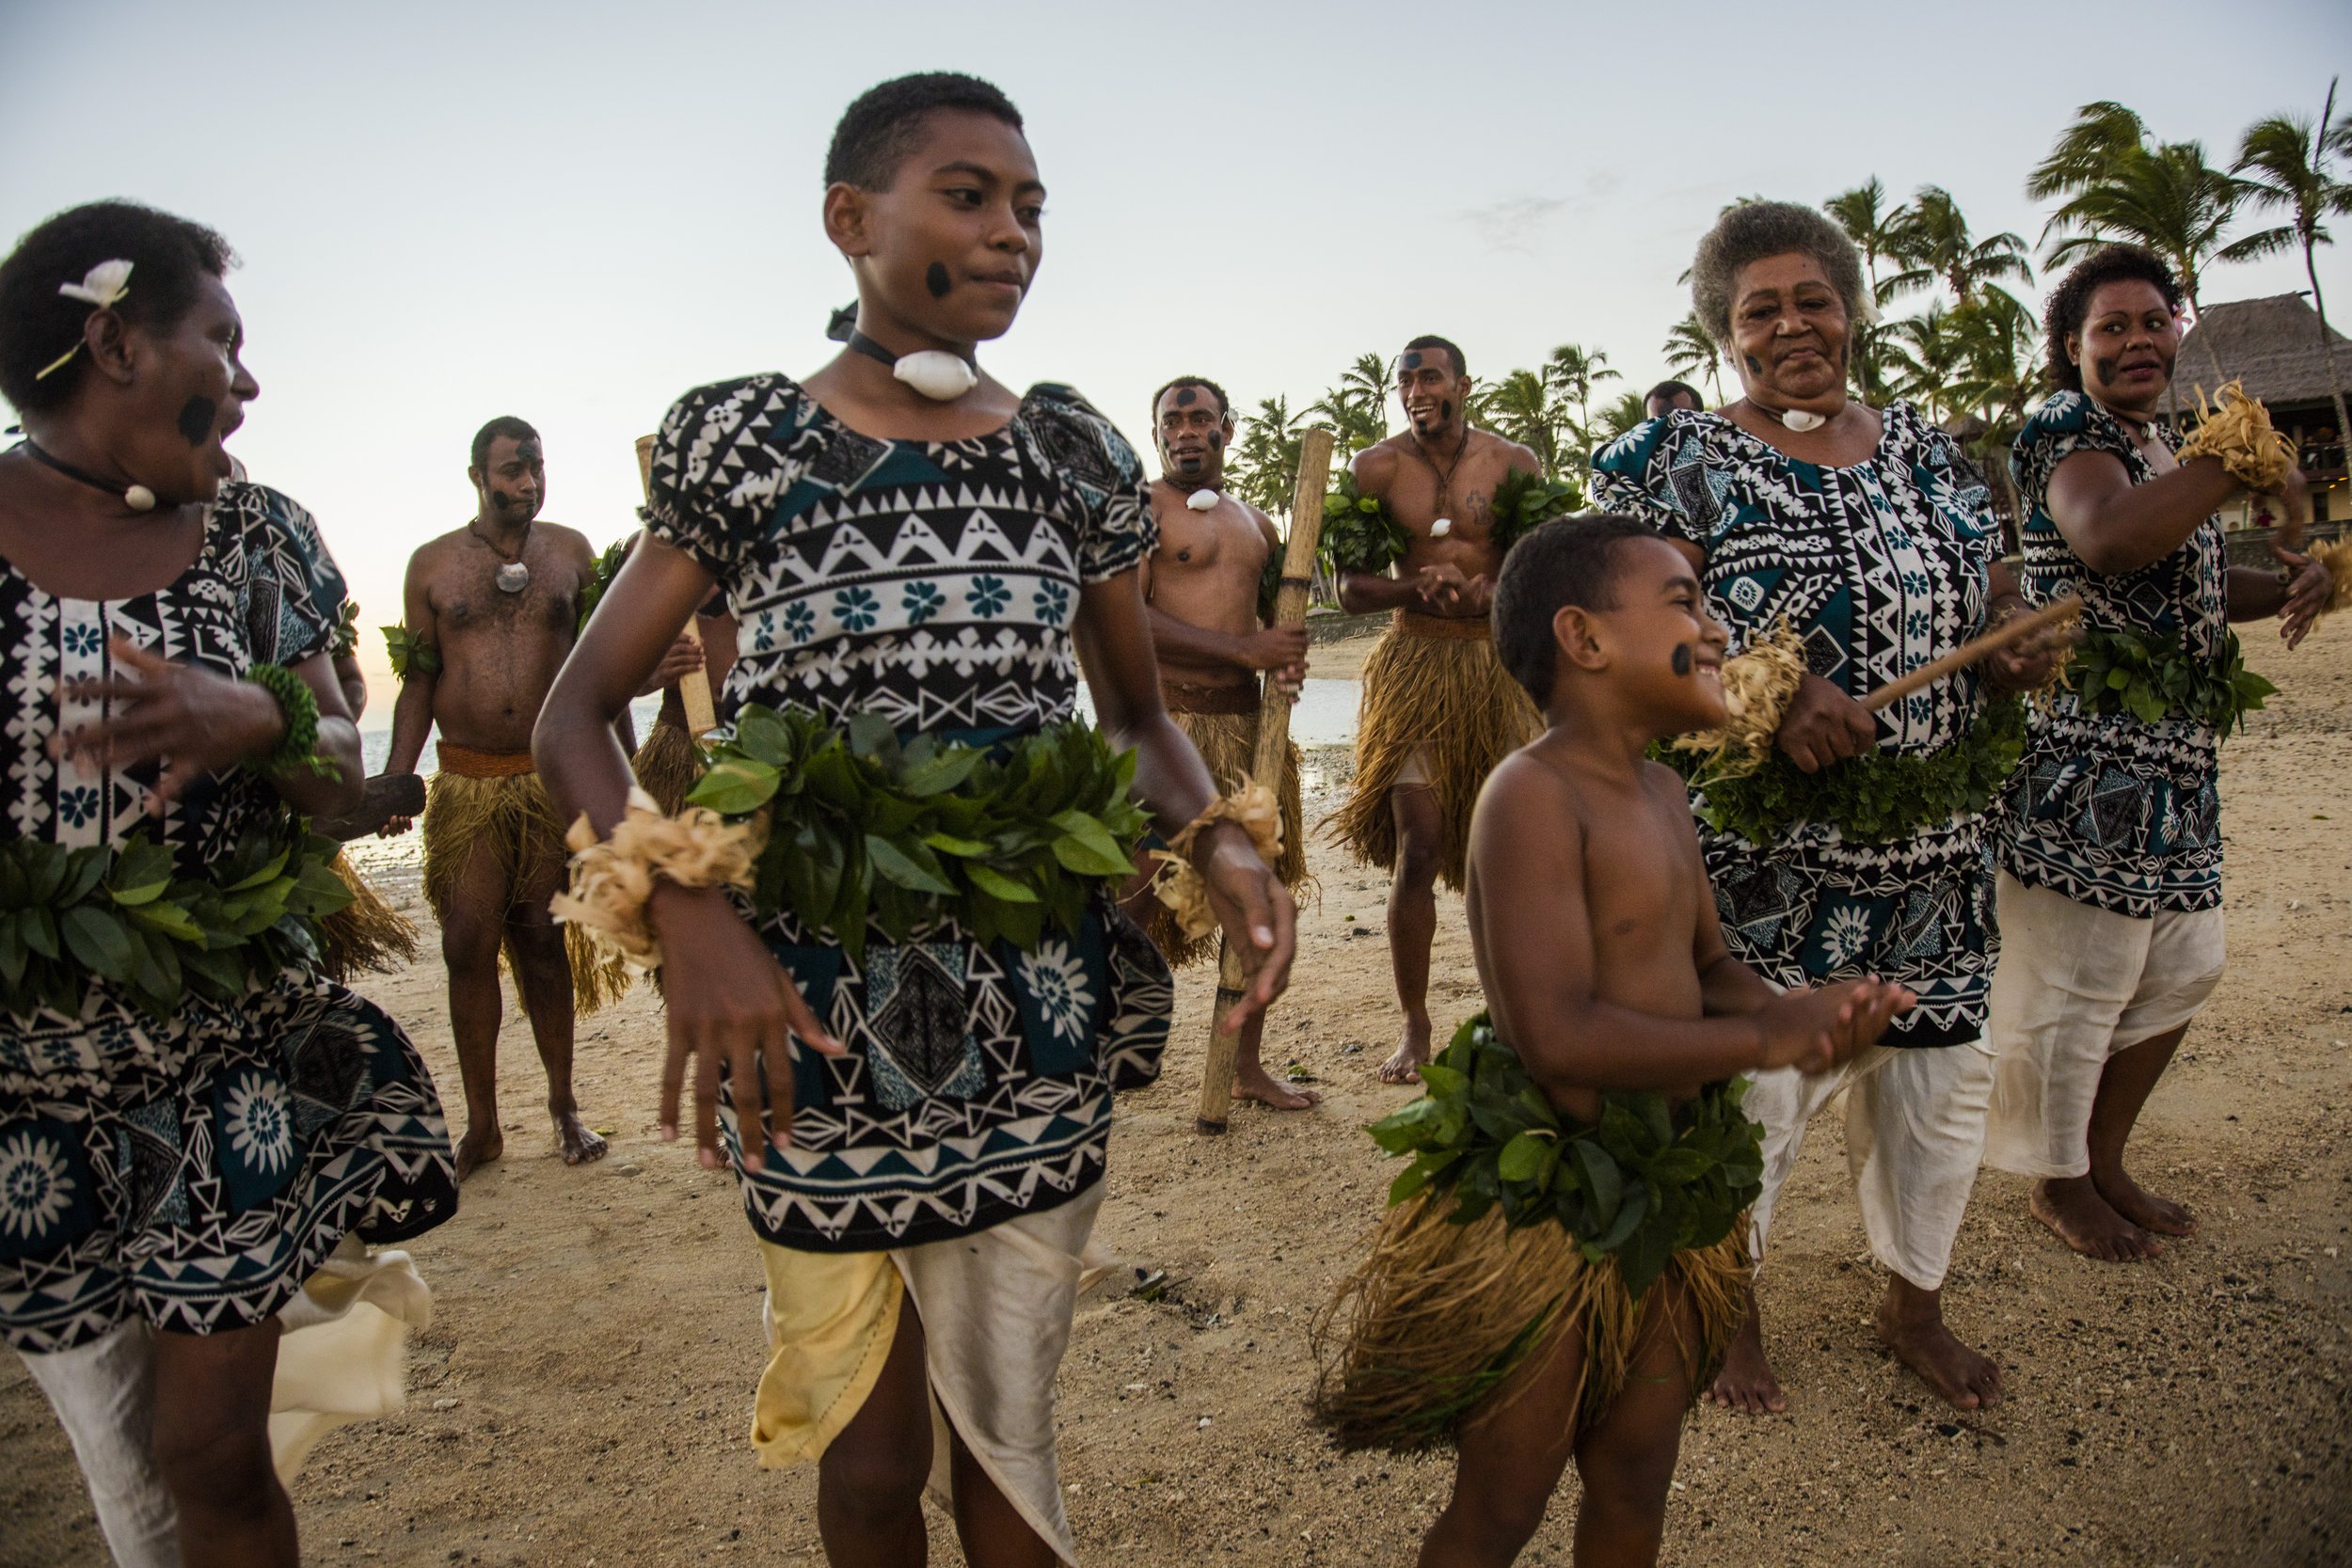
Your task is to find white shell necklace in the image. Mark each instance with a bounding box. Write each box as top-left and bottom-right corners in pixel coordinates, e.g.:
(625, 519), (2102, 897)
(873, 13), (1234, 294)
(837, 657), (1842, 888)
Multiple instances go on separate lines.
(845, 329), (978, 402)
(470, 521), (533, 594)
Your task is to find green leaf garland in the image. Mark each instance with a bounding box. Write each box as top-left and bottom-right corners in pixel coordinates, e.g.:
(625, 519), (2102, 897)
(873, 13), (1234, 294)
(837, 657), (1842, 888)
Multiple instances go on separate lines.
(1485, 467), (1583, 554)
(1659, 695), (2028, 847)
(1366, 1013), (1762, 1297)
(382, 624), (440, 679)
(2064, 624), (2272, 737)
(688, 705), (1150, 963)
(0, 824), (351, 1022)
(577, 536), (630, 634)
(1319, 470), (1411, 578)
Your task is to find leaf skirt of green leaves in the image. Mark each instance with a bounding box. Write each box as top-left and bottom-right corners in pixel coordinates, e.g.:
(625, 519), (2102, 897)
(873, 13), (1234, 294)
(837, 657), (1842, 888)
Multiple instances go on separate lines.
(687, 705), (1150, 964)
(1366, 1013), (1763, 1299)
(2063, 624), (2271, 737)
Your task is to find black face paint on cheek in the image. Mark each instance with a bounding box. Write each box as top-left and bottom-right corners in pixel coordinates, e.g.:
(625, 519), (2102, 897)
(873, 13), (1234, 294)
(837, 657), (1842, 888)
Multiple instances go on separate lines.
(491, 489), (517, 513)
(1671, 643), (1693, 676)
(1174, 388), (1197, 407)
(176, 396), (217, 447)
(1439, 399), (1454, 425)
(1743, 354), (1764, 375)
(1207, 430), (1222, 448)
(925, 262), (951, 298)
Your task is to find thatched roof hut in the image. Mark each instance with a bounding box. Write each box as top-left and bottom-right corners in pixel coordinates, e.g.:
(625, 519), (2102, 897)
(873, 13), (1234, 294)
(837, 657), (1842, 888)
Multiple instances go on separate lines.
(2177, 293), (2348, 525)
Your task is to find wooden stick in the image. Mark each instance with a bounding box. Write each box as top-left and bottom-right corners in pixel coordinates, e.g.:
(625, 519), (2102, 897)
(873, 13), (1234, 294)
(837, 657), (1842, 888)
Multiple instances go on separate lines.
(633, 435), (719, 736)
(1862, 594), (2081, 713)
(1197, 428), (1337, 1134)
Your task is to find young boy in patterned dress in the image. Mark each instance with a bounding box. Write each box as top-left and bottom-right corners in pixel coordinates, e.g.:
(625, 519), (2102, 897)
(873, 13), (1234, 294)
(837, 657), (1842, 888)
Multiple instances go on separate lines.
(534, 74), (1295, 1566)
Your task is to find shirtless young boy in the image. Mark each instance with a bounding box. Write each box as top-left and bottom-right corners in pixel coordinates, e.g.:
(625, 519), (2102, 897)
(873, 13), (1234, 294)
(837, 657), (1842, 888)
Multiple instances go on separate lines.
(1431, 515), (1911, 1566)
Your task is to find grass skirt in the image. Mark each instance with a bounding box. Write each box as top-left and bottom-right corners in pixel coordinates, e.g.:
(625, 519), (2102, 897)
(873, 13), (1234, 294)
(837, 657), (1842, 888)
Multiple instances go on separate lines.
(1311, 1195), (1749, 1452)
(421, 768), (630, 1014)
(631, 717), (705, 816)
(1327, 613), (1539, 892)
(1142, 695), (1313, 969)
(319, 850), (420, 982)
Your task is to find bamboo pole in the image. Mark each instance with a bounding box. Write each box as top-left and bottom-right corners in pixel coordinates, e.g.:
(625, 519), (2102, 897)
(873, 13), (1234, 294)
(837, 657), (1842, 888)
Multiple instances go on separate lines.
(633, 435), (719, 736)
(1861, 594), (2080, 714)
(1197, 428), (1336, 1134)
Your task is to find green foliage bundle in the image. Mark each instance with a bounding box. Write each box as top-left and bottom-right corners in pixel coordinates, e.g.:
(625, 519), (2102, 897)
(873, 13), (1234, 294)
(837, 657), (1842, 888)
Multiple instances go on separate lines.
(688, 707), (1148, 962)
(2066, 625), (2272, 736)
(328, 600), (361, 659)
(1486, 468), (1583, 554)
(382, 624), (440, 679)
(1319, 471), (1411, 577)
(0, 825), (351, 1022)
(577, 537), (630, 633)
(1661, 695), (2028, 847)
(242, 663), (341, 781)
(1367, 1013), (1763, 1297)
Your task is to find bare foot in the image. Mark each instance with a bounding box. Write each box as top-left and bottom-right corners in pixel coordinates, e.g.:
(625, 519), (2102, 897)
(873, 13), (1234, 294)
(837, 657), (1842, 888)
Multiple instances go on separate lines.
(2031, 1175), (2158, 1260)
(2093, 1164), (2196, 1238)
(1235, 1059), (1322, 1111)
(453, 1125), (504, 1181)
(1876, 1290), (2002, 1410)
(1375, 1019), (1432, 1085)
(1703, 1296), (1786, 1414)
(553, 1108), (609, 1165)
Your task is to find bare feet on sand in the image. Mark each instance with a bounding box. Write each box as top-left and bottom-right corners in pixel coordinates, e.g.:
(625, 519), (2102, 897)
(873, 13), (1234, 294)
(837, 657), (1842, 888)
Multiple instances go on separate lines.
(2094, 1164), (2196, 1238)
(2031, 1175), (2158, 1261)
(553, 1107), (609, 1165)
(1704, 1298), (1787, 1414)
(1876, 1288), (2002, 1410)
(1375, 1019), (1432, 1085)
(453, 1125), (504, 1181)
(1235, 1059), (1322, 1111)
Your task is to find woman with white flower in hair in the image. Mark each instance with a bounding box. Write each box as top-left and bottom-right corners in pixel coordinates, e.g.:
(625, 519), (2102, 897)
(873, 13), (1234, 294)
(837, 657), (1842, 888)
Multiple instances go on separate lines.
(0, 200), (456, 1568)
(1592, 199), (2053, 1418)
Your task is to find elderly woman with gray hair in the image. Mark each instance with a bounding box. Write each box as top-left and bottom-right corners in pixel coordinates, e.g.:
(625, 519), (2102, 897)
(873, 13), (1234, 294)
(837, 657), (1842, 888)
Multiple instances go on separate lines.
(1592, 200), (2051, 1416)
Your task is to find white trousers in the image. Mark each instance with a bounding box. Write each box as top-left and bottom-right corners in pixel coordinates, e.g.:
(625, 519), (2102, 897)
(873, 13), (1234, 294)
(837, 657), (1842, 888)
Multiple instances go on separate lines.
(1745, 1036), (1997, 1292)
(17, 1322), (183, 1568)
(1984, 872), (2227, 1180)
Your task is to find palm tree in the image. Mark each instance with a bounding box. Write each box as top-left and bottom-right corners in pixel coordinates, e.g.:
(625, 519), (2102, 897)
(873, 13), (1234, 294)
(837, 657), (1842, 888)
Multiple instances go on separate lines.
(1541, 344), (1619, 479)
(2029, 103), (2241, 313)
(1883, 301), (1969, 423)
(1825, 177), (1913, 401)
(1662, 313), (1724, 402)
(1883, 186), (2033, 305)
(2224, 78), (2352, 451)
(1591, 388), (1651, 447)
(1307, 351), (1391, 458)
(1485, 369), (1560, 476)
(1230, 395), (1309, 516)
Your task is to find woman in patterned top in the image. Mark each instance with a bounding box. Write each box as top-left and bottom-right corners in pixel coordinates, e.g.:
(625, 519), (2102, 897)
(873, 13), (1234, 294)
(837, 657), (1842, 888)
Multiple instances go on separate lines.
(1592, 201), (2052, 1418)
(0, 202), (456, 1568)
(1984, 245), (2324, 1262)
(537, 75), (1295, 1567)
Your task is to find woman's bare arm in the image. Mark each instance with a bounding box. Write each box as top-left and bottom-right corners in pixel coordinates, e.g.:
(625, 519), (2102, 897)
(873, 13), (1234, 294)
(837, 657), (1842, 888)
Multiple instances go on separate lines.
(2045, 448), (2238, 577)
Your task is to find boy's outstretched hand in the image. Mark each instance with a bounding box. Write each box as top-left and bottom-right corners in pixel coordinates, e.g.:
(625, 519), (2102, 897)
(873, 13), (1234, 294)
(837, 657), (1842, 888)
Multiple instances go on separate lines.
(1754, 977), (1915, 1074)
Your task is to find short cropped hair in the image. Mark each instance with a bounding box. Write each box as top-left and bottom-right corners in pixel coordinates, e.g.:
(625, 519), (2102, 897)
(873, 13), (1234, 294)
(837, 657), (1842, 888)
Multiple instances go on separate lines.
(1150, 375), (1231, 422)
(0, 200), (235, 416)
(1689, 200), (1867, 350)
(824, 73), (1025, 191)
(2041, 244), (2183, 393)
(1492, 515), (1661, 705)
(471, 416), (541, 472)
(1645, 379), (1703, 411)
(1403, 335), (1468, 379)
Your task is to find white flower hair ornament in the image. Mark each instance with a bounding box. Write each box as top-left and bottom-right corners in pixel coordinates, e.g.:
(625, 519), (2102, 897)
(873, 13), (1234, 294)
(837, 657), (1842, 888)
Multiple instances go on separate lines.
(35, 260), (134, 380)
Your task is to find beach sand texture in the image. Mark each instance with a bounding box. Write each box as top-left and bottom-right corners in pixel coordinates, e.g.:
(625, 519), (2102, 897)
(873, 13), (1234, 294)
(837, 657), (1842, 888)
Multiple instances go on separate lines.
(3, 622), (2347, 1568)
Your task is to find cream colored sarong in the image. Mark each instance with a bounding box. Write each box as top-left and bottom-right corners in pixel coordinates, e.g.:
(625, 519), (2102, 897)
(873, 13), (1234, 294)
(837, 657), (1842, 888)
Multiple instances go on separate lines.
(753, 1183), (1106, 1565)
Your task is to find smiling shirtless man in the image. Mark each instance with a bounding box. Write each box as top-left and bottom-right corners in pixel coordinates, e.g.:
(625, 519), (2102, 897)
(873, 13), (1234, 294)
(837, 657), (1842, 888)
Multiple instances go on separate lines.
(1128, 374), (1316, 1109)
(381, 417), (624, 1177)
(1329, 337), (1543, 1084)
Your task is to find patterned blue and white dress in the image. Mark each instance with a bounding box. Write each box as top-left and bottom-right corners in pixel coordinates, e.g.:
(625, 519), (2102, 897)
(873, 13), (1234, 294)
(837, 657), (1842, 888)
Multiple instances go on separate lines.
(0, 481), (457, 1354)
(642, 373), (1171, 1254)
(1591, 404), (2003, 1048)
(2002, 392), (2226, 916)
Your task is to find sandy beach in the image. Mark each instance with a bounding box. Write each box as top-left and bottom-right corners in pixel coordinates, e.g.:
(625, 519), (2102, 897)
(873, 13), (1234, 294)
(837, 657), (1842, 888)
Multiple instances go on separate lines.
(4, 622), (2348, 1568)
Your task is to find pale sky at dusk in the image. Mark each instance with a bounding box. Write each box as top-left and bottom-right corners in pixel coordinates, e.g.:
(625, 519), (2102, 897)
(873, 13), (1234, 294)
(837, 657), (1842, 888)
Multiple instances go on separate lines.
(5, 0), (2347, 718)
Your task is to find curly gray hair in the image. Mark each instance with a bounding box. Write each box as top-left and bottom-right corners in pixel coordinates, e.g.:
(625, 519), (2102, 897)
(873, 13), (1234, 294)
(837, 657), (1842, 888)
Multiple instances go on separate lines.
(1690, 200), (1867, 350)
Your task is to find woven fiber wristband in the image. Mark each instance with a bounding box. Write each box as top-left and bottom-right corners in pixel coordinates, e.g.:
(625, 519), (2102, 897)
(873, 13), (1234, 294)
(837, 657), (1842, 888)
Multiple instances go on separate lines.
(242, 662), (342, 780)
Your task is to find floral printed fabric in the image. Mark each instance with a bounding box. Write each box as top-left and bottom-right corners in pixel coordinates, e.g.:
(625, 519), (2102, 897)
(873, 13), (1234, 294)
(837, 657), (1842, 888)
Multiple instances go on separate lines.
(644, 374), (1169, 1252)
(1591, 404), (2002, 1049)
(2002, 392), (2227, 916)
(0, 481), (456, 1353)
